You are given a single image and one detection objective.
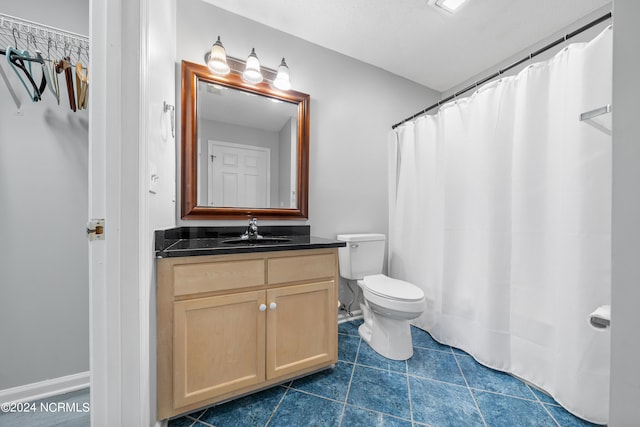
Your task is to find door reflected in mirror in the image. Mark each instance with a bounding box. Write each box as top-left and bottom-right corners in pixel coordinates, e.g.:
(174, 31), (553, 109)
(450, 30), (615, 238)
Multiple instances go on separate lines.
(196, 80), (299, 209)
(181, 60), (310, 220)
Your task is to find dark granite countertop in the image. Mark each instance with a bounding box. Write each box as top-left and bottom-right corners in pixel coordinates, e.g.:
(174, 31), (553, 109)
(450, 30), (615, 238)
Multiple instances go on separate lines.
(155, 226), (345, 258)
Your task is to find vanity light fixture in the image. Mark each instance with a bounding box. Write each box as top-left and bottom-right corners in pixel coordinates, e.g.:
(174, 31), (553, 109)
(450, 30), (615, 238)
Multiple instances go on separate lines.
(242, 48), (264, 84)
(272, 58), (291, 91)
(429, 0), (468, 14)
(206, 36), (230, 75)
(203, 40), (293, 89)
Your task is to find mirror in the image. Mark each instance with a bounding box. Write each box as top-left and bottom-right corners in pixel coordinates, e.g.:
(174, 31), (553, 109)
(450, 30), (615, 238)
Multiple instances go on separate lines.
(181, 60), (310, 220)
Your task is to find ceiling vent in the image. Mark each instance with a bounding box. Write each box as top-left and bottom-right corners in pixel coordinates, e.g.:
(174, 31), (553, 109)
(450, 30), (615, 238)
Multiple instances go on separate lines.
(429, 0), (468, 14)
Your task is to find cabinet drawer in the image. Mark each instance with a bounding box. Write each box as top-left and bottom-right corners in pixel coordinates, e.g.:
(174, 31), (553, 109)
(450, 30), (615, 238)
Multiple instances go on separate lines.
(267, 253), (336, 285)
(174, 259), (265, 296)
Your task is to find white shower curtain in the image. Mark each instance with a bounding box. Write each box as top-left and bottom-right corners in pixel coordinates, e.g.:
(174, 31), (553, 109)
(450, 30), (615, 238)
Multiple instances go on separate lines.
(389, 27), (612, 424)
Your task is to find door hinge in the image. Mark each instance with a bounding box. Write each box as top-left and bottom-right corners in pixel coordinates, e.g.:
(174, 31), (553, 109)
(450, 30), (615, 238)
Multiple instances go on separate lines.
(87, 219), (105, 241)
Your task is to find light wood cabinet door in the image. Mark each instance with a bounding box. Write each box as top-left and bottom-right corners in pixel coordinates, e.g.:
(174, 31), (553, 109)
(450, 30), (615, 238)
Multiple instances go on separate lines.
(266, 281), (337, 380)
(173, 291), (266, 408)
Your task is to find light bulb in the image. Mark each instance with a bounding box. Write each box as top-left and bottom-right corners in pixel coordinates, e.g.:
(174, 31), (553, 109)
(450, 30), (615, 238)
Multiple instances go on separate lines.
(273, 58), (291, 91)
(207, 36), (230, 75)
(242, 48), (263, 84)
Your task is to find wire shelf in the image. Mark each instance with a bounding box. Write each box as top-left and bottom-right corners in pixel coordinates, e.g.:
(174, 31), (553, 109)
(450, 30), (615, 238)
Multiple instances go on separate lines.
(0, 13), (89, 63)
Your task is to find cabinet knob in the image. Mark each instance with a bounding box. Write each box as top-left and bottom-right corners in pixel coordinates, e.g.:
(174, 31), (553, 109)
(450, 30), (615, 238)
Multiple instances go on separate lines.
(269, 302), (277, 310)
(259, 304), (267, 312)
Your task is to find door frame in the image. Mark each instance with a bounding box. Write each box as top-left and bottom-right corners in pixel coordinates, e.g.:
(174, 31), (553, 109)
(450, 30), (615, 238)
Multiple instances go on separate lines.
(89, 0), (151, 425)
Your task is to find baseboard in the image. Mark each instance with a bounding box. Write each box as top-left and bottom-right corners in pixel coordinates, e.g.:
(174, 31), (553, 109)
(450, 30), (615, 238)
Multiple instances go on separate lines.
(338, 310), (363, 323)
(0, 371), (90, 403)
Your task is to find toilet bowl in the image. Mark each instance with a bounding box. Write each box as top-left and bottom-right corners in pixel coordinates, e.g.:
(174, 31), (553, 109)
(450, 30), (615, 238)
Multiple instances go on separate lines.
(357, 274), (425, 360)
(336, 234), (425, 360)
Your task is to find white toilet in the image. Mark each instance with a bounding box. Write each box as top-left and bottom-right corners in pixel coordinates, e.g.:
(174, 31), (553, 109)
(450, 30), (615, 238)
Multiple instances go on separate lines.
(337, 233), (425, 360)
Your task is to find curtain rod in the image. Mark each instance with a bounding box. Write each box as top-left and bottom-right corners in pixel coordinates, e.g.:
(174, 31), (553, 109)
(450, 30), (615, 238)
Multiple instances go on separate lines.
(391, 11), (612, 130)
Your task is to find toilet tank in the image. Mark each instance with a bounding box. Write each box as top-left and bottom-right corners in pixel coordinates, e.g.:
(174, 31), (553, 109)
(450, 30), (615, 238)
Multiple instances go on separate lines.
(336, 233), (386, 280)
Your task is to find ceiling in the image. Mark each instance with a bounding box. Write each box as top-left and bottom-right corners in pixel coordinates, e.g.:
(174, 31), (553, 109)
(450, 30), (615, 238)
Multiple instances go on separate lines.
(203, 0), (610, 92)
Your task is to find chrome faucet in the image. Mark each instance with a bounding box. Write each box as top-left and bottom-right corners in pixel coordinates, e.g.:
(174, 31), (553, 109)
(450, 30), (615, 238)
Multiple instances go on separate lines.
(242, 217), (263, 240)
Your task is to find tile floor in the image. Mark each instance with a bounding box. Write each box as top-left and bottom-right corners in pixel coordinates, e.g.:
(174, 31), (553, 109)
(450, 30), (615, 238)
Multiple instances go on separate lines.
(0, 320), (603, 427)
(169, 319), (604, 427)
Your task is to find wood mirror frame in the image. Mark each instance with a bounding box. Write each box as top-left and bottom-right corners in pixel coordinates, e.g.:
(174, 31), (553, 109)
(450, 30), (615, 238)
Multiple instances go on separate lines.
(180, 60), (310, 220)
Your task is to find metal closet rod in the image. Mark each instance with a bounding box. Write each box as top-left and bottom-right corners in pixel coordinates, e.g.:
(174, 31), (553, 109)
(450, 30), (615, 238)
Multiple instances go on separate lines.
(391, 11), (612, 130)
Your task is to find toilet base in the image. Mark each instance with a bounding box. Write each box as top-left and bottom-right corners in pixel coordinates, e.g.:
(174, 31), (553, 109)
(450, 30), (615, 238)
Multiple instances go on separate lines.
(358, 310), (414, 360)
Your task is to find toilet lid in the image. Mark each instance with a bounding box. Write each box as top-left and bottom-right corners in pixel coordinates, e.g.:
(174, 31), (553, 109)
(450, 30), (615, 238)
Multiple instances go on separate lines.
(362, 274), (424, 302)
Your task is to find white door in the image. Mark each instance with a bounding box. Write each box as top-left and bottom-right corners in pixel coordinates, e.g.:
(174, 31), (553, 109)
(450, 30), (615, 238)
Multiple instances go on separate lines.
(208, 141), (270, 207)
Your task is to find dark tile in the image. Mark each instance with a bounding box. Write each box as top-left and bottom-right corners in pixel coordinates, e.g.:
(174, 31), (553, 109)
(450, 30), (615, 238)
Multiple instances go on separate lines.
(410, 326), (452, 353)
(529, 385), (558, 405)
(474, 391), (556, 427)
(347, 365), (410, 419)
(456, 355), (535, 399)
(172, 409), (206, 424)
(408, 347), (465, 386)
(199, 385), (284, 427)
(268, 390), (342, 427)
(452, 347), (470, 356)
(338, 319), (364, 337)
(338, 333), (360, 363)
(409, 376), (483, 427)
(168, 416), (197, 427)
(356, 342), (407, 373)
(545, 404), (606, 427)
(290, 361), (353, 401)
(341, 405), (412, 427)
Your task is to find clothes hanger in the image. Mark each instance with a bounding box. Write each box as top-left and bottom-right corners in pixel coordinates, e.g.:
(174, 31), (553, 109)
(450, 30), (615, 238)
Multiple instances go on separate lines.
(47, 38), (61, 105)
(75, 47), (84, 109)
(45, 39), (60, 104)
(56, 42), (76, 111)
(75, 60), (82, 108)
(76, 61), (88, 110)
(33, 35), (59, 103)
(75, 47), (89, 109)
(9, 29), (29, 78)
(25, 34), (54, 103)
(4, 29), (42, 101)
(6, 47), (45, 102)
(51, 57), (60, 104)
(1, 31), (51, 102)
(23, 34), (48, 101)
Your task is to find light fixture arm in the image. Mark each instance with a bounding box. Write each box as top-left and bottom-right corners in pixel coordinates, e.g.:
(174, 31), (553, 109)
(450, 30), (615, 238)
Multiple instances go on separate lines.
(203, 37), (291, 88)
(202, 52), (280, 82)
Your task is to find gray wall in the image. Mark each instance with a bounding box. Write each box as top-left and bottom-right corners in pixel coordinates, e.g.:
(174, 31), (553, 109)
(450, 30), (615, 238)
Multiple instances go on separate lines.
(0, 1), (89, 389)
(175, 0), (440, 240)
(175, 0), (440, 308)
(444, 4), (613, 97)
(610, 0), (640, 423)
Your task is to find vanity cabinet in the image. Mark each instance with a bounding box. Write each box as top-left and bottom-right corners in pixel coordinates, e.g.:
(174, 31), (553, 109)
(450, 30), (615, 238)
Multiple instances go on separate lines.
(157, 248), (338, 419)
